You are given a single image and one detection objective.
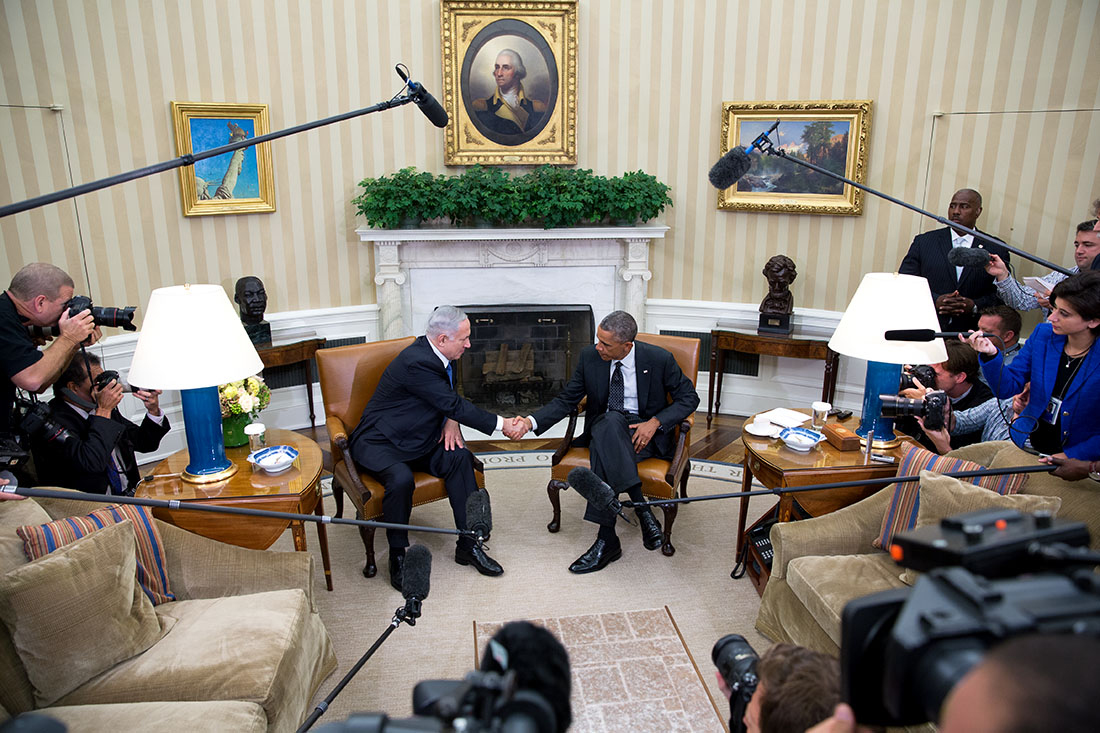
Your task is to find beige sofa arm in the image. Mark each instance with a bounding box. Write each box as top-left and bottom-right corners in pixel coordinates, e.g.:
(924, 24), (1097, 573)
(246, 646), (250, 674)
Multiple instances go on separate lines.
(770, 488), (894, 580)
(157, 521), (317, 608)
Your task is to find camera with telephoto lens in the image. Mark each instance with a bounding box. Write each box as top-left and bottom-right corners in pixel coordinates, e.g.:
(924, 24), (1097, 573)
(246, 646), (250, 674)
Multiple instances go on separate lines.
(25, 295), (137, 339)
(92, 369), (136, 394)
(899, 364), (936, 391)
(840, 508), (1100, 727)
(314, 669), (559, 733)
(878, 389), (949, 431)
(0, 395), (75, 471)
(712, 634), (759, 733)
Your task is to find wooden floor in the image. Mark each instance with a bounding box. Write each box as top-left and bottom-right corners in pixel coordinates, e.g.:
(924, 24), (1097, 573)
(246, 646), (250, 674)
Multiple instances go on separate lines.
(295, 412), (749, 473)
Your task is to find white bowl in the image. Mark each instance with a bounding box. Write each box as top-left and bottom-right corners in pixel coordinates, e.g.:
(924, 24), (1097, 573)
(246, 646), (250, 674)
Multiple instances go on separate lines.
(247, 445), (299, 474)
(778, 427), (825, 452)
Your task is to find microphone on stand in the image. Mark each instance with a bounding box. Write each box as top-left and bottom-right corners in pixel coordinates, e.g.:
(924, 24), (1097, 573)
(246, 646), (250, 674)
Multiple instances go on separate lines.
(400, 544), (431, 624)
(566, 467), (635, 525)
(465, 489), (493, 544)
(395, 65), (448, 128)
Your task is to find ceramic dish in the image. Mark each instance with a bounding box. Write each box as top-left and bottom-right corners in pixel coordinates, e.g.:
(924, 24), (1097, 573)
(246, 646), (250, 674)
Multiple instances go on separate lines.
(247, 445), (299, 474)
(743, 422), (780, 438)
(778, 427), (825, 452)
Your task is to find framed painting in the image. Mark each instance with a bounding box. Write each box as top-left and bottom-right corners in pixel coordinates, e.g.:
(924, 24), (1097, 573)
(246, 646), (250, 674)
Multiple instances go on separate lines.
(170, 102), (276, 216)
(441, 0), (577, 165)
(716, 100), (872, 215)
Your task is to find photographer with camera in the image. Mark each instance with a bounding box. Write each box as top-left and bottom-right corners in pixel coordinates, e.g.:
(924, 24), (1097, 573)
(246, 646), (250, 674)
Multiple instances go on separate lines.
(713, 636), (840, 733)
(1, 263), (98, 432)
(896, 340), (993, 451)
(31, 352), (169, 495)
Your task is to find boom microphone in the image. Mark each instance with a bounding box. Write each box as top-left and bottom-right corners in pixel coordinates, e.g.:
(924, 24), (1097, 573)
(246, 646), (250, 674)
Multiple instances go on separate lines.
(395, 65), (448, 128)
(566, 467), (634, 525)
(946, 246), (992, 268)
(402, 544), (431, 603)
(884, 329), (974, 342)
(707, 147), (752, 190)
(465, 489), (492, 542)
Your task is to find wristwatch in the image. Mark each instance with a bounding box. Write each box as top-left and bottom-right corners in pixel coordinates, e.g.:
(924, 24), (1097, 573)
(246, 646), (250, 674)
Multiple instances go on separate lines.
(1089, 461), (1100, 483)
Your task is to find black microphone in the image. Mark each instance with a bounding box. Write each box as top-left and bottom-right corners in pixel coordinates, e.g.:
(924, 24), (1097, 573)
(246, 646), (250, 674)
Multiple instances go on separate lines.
(884, 329), (974, 342)
(400, 544), (431, 622)
(946, 246), (992, 268)
(395, 65), (448, 128)
(566, 467), (634, 525)
(708, 119), (780, 189)
(465, 489), (492, 542)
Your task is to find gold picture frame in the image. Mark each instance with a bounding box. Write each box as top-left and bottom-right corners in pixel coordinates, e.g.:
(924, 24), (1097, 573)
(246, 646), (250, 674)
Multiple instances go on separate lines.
(441, 0), (577, 165)
(716, 100), (872, 216)
(170, 102), (276, 216)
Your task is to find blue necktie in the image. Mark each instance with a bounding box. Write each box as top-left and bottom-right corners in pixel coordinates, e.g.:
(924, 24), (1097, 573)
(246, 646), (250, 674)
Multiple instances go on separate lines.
(106, 460), (123, 495)
(445, 362), (454, 388)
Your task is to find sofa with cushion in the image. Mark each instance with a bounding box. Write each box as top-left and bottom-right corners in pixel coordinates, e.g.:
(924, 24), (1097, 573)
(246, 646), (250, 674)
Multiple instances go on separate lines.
(754, 441), (1098, 655)
(0, 493), (337, 733)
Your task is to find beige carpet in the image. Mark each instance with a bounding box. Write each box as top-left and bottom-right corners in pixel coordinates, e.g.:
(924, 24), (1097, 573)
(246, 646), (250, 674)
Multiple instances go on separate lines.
(474, 607), (726, 732)
(272, 464), (775, 728)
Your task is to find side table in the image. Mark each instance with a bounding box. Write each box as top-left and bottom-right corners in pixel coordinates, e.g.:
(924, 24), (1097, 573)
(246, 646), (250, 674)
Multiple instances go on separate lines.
(257, 337), (327, 428)
(707, 329), (839, 428)
(135, 428), (333, 591)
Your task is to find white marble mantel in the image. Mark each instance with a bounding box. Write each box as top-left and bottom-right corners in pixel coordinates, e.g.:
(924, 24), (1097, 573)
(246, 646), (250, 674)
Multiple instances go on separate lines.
(356, 226), (670, 338)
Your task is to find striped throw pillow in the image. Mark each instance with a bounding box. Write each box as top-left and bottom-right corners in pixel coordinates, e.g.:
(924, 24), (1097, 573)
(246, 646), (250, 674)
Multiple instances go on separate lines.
(873, 444), (1029, 550)
(17, 504), (174, 605)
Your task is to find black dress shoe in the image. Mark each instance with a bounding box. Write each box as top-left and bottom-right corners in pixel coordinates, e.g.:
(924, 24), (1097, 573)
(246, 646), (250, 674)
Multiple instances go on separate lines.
(637, 509), (662, 551)
(569, 538), (622, 574)
(455, 544), (504, 576)
(388, 553), (405, 592)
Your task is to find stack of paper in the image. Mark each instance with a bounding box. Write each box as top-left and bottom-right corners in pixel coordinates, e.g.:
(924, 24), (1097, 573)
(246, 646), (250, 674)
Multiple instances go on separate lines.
(755, 408), (811, 428)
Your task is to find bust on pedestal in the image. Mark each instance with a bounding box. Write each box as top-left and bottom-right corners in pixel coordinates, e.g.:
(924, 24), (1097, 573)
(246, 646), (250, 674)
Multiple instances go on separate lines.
(235, 276), (271, 346)
(759, 254), (797, 335)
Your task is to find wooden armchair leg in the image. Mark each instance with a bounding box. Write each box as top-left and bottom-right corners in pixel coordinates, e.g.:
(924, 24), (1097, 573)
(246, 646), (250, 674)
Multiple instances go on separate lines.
(359, 521), (377, 578)
(660, 504), (678, 557)
(547, 478), (568, 533)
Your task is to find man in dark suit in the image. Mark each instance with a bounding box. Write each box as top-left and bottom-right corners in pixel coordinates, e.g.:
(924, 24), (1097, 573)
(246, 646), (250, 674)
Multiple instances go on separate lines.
(33, 352), (169, 495)
(349, 306), (525, 590)
(516, 311), (700, 573)
(899, 188), (1011, 332)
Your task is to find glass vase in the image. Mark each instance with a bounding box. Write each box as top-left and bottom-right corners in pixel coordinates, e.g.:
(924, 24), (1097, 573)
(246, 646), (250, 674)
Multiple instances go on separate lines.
(222, 413), (251, 448)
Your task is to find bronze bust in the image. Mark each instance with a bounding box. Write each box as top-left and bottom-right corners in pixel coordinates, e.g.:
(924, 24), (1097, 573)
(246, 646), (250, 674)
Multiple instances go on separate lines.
(234, 276), (271, 345)
(758, 254), (797, 335)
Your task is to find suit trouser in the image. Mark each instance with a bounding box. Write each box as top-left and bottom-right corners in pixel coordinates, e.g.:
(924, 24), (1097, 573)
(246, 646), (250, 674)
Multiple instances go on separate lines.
(586, 411), (660, 528)
(366, 441), (478, 550)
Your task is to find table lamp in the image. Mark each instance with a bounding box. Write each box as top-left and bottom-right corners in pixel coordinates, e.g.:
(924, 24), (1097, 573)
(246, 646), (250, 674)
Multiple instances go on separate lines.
(128, 284), (264, 483)
(828, 273), (947, 447)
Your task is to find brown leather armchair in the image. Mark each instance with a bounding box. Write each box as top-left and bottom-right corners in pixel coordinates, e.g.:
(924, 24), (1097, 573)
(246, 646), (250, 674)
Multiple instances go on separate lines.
(316, 337), (486, 578)
(545, 333), (701, 556)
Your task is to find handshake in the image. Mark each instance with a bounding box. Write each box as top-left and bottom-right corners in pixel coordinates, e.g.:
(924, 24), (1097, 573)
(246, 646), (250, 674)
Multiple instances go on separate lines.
(501, 416), (532, 440)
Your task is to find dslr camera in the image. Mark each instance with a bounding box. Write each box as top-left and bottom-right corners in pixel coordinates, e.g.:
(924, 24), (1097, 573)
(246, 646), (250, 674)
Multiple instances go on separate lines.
(841, 508), (1100, 727)
(26, 294), (136, 339)
(899, 364), (936, 391)
(711, 634), (759, 733)
(0, 395), (75, 472)
(878, 389), (949, 431)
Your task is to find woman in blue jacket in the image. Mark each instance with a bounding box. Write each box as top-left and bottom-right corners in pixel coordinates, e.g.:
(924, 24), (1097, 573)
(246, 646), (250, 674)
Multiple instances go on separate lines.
(966, 270), (1100, 461)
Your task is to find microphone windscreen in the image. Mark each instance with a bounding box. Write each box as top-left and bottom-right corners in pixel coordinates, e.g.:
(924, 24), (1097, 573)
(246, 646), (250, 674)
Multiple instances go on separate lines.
(410, 82), (449, 128)
(402, 544), (432, 600)
(708, 147), (752, 190)
(465, 489), (492, 539)
(946, 246), (992, 267)
(567, 467), (614, 508)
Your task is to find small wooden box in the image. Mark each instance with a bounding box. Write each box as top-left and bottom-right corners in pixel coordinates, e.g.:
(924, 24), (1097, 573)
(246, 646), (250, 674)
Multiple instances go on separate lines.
(823, 423), (861, 451)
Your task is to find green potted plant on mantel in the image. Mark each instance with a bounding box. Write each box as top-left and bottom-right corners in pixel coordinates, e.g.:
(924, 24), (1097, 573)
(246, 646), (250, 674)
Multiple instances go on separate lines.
(353, 166), (672, 229)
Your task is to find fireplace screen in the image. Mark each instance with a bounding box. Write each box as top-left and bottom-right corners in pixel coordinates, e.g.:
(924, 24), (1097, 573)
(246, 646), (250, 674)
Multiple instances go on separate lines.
(457, 305), (594, 415)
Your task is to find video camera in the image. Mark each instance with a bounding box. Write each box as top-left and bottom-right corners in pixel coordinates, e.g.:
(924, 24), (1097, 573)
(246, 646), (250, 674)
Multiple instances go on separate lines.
(314, 669), (558, 733)
(26, 294), (136, 339)
(840, 508), (1100, 727)
(878, 389), (949, 431)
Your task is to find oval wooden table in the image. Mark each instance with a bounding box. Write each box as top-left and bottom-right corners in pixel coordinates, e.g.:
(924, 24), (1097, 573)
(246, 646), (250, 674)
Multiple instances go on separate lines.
(135, 428), (332, 590)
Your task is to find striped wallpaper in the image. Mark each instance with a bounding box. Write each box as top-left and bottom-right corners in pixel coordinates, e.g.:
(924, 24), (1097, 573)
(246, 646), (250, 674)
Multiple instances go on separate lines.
(1, 0), (1098, 321)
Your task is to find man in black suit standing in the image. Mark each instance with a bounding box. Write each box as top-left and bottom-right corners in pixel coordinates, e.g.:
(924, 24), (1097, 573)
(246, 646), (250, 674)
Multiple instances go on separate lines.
(349, 306), (525, 590)
(33, 352), (169, 495)
(516, 311), (700, 573)
(899, 188), (1011, 332)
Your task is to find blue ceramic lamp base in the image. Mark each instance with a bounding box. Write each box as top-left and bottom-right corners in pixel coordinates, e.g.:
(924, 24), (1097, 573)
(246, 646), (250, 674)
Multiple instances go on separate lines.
(856, 361), (903, 449)
(180, 386), (239, 484)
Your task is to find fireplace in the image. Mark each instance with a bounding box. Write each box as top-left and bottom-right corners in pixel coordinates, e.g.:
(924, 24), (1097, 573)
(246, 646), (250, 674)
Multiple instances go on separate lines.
(457, 305), (594, 414)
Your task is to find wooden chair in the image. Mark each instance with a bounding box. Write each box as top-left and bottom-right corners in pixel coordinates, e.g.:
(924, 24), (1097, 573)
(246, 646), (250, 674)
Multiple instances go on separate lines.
(545, 333), (701, 556)
(317, 337), (486, 578)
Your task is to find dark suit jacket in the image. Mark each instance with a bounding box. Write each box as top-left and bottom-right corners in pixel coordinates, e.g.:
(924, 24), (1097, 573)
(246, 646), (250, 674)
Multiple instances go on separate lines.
(33, 398), (170, 494)
(531, 341), (700, 458)
(349, 336), (498, 472)
(898, 227), (1011, 331)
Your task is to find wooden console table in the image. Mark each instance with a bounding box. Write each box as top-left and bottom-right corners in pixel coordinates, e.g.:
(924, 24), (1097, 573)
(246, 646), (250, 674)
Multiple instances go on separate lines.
(707, 328), (839, 428)
(257, 337), (326, 428)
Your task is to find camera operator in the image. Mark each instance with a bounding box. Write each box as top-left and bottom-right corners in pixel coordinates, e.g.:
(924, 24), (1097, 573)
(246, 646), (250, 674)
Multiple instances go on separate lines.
(1, 263), (98, 431)
(898, 340), (993, 451)
(32, 352), (169, 495)
(715, 643), (840, 733)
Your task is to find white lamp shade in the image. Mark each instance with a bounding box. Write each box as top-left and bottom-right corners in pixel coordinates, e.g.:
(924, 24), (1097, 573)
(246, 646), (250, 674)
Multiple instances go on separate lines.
(128, 284), (264, 390)
(828, 273), (948, 365)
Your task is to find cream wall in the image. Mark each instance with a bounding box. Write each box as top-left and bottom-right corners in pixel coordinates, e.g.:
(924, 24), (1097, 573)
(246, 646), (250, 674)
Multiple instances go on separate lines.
(2, 0), (1098, 320)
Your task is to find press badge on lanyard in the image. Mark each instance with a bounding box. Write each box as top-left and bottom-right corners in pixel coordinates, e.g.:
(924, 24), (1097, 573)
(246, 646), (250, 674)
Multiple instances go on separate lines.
(1041, 396), (1062, 425)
